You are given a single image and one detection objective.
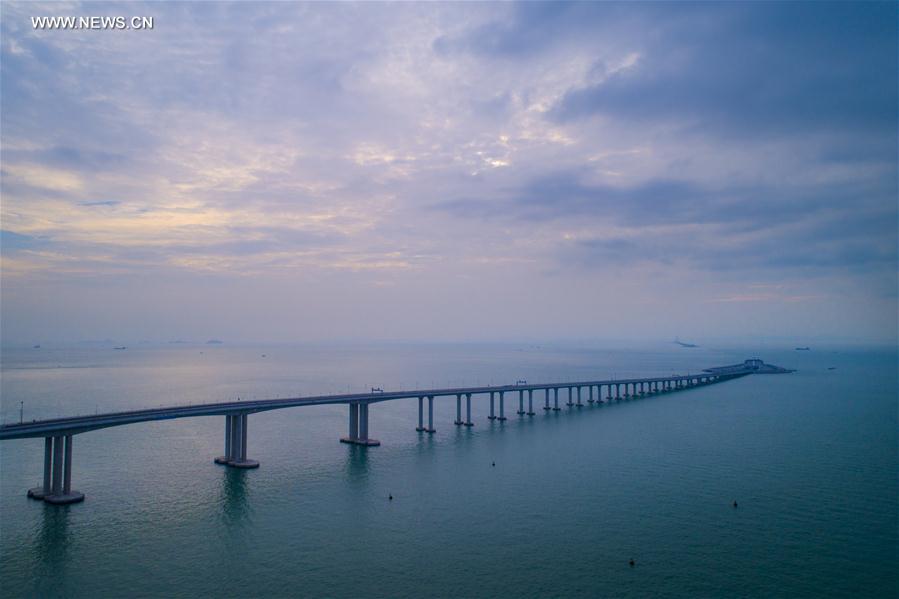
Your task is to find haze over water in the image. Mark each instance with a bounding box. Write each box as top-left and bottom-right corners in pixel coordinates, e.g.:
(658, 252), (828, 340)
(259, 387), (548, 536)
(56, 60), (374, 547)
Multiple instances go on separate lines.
(1, 342), (895, 597)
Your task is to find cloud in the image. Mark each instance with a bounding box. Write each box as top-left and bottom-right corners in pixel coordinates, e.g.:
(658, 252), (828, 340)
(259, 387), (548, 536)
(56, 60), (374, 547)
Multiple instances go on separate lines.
(0, 1), (895, 343)
(550, 3), (898, 141)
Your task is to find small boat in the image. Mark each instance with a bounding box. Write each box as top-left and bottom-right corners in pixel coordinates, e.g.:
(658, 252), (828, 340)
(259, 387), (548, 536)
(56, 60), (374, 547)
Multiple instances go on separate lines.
(114, 346), (127, 350)
(827, 367), (836, 370)
(32, 344), (40, 349)
(795, 347), (810, 351)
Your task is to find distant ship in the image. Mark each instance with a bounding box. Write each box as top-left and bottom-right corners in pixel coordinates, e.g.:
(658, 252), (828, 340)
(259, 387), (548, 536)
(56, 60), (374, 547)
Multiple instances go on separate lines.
(674, 337), (698, 348)
(206, 339), (223, 345)
(32, 344), (40, 349)
(795, 347), (810, 351)
(114, 346), (127, 350)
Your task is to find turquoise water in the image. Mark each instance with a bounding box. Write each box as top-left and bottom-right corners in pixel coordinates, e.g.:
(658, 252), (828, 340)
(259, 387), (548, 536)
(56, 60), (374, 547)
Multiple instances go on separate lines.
(1, 343), (896, 597)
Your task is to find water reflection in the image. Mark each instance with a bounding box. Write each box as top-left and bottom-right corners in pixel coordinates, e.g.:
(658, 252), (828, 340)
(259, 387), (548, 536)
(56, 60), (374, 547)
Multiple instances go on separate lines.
(29, 504), (72, 595)
(219, 468), (250, 524)
(343, 445), (371, 485)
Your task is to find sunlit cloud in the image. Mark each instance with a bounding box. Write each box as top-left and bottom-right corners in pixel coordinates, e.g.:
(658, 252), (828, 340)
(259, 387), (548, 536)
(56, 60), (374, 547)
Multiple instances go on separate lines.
(1, 1), (895, 343)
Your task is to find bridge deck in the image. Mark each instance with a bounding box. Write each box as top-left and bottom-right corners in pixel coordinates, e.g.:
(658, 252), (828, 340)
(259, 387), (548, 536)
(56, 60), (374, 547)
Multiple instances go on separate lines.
(0, 370), (748, 440)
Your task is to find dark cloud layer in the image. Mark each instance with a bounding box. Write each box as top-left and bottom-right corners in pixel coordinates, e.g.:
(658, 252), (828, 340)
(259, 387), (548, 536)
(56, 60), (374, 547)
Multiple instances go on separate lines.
(551, 3), (897, 139)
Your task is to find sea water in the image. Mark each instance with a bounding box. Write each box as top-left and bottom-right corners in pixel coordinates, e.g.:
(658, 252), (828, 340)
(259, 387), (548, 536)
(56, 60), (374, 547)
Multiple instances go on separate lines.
(0, 342), (896, 597)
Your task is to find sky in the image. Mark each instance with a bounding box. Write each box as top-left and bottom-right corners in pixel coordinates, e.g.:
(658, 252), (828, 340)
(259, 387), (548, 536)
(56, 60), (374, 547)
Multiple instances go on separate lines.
(1, 1), (896, 345)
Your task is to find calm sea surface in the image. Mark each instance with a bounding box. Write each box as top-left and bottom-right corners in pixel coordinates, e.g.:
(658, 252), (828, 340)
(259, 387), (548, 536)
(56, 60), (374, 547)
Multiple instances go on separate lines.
(0, 342), (896, 597)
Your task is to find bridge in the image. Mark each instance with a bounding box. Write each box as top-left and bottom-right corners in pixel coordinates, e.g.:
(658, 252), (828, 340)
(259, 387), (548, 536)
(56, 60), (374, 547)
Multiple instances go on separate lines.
(0, 359), (788, 505)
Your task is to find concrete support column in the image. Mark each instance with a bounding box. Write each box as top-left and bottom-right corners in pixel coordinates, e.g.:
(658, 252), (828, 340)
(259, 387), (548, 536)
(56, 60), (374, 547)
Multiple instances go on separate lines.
(63, 435), (73, 494)
(455, 394), (464, 425)
(28, 437), (53, 499)
(347, 403), (380, 446)
(51, 435), (63, 496)
(229, 413), (260, 468)
(216, 414), (235, 464)
(498, 392), (507, 421)
(576, 387), (583, 407)
(426, 396), (436, 433)
(359, 404), (369, 441)
(489, 392), (496, 420)
(553, 388), (561, 411)
(232, 414), (242, 459)
(607, 385), (613, 401)
(417, 397), (426, 431)
(616, 384), (621, 400)
(464, 394), (474, 426)
(566, 387), (574, 407)
(527, 390), (535, 416)
(42, 435), (84, 505)
(588, 386), (594, 403)
(544, 388), (551, 410)
(240, 414), (248, 460)
(517, 390), (525, 415)
(342, 403), (360, 443)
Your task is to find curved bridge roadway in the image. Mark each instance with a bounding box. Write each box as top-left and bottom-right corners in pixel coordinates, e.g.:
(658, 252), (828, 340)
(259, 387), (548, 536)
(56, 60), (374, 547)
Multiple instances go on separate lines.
(2, 365), (757, 505)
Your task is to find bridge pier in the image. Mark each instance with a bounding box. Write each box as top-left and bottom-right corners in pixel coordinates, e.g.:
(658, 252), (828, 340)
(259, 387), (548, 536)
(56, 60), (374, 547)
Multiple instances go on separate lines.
(552, 388), (561, 411)
(342, 402), (380, 445)
(566, 387), (574, 407)
(464, 393), (474, 426)
(576, 386), (583, 407)
(498, 392), (507, 421)
(425, 396), (436, 433)
(215, 416), (233, 464)
(27, 437), (53, 499)
(359, 403), (380, 444)
(543, 388), (551, 410)
(488, 392), (496, 420)
(416, 396), (427, 431)
(588, 386), (594, 403)
(227, 414), (260, 467)
(517, 390), (526, 415)
(38, 435), (85, 505)
(455, 394), (464, 425)
(527, 390), (535, 416)
(342, 403), (360, 441)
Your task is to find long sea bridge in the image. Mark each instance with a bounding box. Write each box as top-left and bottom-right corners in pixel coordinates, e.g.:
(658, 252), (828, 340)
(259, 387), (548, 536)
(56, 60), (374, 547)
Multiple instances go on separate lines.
(0, 358), (791, 505)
